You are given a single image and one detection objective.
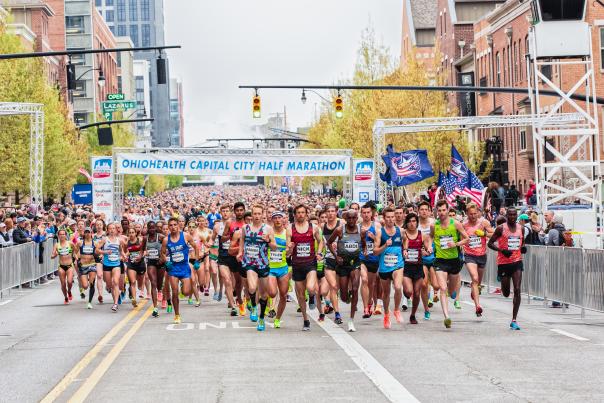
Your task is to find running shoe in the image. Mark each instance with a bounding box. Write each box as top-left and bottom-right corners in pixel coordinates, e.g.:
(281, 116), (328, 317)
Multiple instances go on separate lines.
(87, 302), (92, 310)
(454, 300), (461, 310)
(451, 290), (457, 300)
(138, 291), (144, 299)
(179, 292), (185, 299)
(111, 304), (118, 312)
(64, 297), (69, 305)
(309, 295), (316, 310)
(195, 300), (201, 307)
(444, 317), (452, 329)
(239, 303), (246, 316)
(204, 289), (210, 297)
(250, 306), (258, 322)
(230, 308), (238, 317)
(158, 291), (163, 302)
(318, 313), (325, 322)
(132, 299), (138, 308)
(68, 291), (73, 301)
(152, 308), (159, 318)
(334, 312), (343, 325)
(374, 304), (382, 315)
(217, 292), (223, 302)
(174, 315), (181, 324)
(80, 288), (85, 299)
(492, 288), (502, 295)
(167, 304), (173, 313)
(268, 309), (276, 318)
(383, 313), (391, 329)
(433, 295), (439, 303)
(393, 310), (402, 324)
(302, 320), (311, 331)
(98, 295), (103, 304)
(246, 300), (252, 313)
(362, 307), (371, 319)
(257, 319), (265, 331)
(324, 305), (334, 314)
(188, 297), (193, 305)
(348, 320), (356, 332)
(510, 321), (521, 330)
(212, 292), (219, 301)
(427, 298), (434, 308)
(479, 285), (484, 295)
(402, 302), (408, 312)
(274, 318), (281, 328)
(161, 299), (167, 309)
(296, 305), (301, 313)
(476, 306), (483, 317)
(424, 311), (431, 320)
(409, 315), (418, 325)
(118, 294), (122, 305)
(121, 290), (126, 300)
(286, 294), (292, 302)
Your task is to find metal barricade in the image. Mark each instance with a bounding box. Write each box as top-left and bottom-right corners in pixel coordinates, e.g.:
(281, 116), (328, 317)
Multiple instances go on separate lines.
(581, 249), (604, 312)
(0, 240), (57, 297)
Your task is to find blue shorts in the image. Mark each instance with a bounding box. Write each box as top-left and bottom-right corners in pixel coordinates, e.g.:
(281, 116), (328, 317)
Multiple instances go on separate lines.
(269, 266), (289, 279)
(169, 264), (191, 280)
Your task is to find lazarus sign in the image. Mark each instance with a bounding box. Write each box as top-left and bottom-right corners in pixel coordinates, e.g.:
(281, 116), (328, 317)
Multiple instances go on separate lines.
(115, 153), (351, 177)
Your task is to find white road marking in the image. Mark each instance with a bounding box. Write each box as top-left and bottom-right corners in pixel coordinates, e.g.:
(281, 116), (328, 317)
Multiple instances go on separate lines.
(0, 300), (14, 306)
(461, 301), (474, 306)
(550, 329), (589, 341)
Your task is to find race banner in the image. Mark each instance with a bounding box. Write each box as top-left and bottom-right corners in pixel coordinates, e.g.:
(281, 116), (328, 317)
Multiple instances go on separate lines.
(352, 158), (376, 202)
(115, 153), (350, 177)
(91, 156), (114, 220)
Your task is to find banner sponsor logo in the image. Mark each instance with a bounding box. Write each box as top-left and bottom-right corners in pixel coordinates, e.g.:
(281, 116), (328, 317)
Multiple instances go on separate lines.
(354, 160), (374, 182)
(92, 158), (113, 180)
(115, 153), (350, 177)
(352, 158), (375, 202)
(91, 156), (114, 219)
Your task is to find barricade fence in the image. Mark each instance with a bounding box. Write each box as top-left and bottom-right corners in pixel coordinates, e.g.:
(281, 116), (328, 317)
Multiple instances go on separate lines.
(0, 239), (57, 297)
(460, 245), (604, 313)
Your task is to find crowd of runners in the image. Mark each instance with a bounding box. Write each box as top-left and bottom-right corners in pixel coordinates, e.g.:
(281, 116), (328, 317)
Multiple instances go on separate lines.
(50, 185), (527, 332)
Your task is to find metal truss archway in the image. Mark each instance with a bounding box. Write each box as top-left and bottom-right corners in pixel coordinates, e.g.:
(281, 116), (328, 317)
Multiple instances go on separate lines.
(111, 147), (353, 219)
(0, 102), (44, 204)
(372, 113), (587, 205)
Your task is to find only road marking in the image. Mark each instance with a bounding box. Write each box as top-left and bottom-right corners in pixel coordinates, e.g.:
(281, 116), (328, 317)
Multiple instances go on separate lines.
(550, 328), (589, 341)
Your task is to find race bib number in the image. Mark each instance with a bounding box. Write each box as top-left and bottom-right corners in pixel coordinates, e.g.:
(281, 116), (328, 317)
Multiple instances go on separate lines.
(148, 249), (159, 259)
(269, 251), (283, 263)
(246, 245), (260, 259)
(384, 253), (398, 267)
(366, 241), (374, 254)
(296, 243), (311, 257)
(325, 248), (334, 259)
(344, 241), (359, 253)
(108, 253), (119, 262)
(406, 249), (419, 262)
(469, 236), (482, 249)
(508, 236), (521, 251)
(82, 245), (94, 254)
(130, 252), (140, 262)
(213, 237), (219, 248)
(171, 251), (185, 263)
(222, 240), (231, 250)
(440, 235), (454, 249)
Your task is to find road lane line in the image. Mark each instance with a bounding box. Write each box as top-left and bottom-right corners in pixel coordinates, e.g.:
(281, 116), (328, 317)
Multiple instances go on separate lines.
(40, 301), (147, 403)
(290, 293), (419, 403)
(0, 299), (13, 306)
(69, 304), (153, 403)
(550, 329), (589, 341)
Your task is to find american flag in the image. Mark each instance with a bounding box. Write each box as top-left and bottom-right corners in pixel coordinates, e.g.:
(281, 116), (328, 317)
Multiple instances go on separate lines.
(464, 169), (485, 206)
(443, 173), (460, 205)
(392, 154), (421, 177)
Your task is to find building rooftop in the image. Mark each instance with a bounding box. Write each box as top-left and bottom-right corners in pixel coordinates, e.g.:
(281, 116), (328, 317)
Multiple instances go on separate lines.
(409, 0), (437, 29)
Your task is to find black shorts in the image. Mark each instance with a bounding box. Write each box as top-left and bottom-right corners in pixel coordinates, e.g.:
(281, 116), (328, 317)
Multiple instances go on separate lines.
(362, 261), (379, 273)
(379, 268), (400, 281)
(403, 264), (424, 280)
(59, 264), (72, 271)
(498, 261), (523, 279)
(147, 259), (160, 268)
(219, 255), (241, 274)
(244, 265), (269, 278)
(336, 264), (360, 278)
(434, 258), (462, 275)
(465, 254), (487, 268)
(292, 263), (317, 282)
(317, 268), (325, 280)
(103, 264), (120, 272)
(127, 264), (146, 275)
(94, 255), (101, 263)
(325, 257), (336, 271)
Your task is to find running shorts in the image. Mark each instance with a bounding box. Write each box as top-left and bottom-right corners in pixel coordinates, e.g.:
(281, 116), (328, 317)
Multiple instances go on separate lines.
(78, 264), (96, 275)
(147, 259), (160, 268)
(403, 264), (424, 280)
(245, 265), (269, 278)
(292, 263), (317, 282)
(59, 264), (72, 271)
(127, 263), (146, 275)
(269, 266), (289, 279)
(102, 264), (120, 272)
(219, 255), (241, 274)
(168, 263), (191, 280)
(464, 254), (487, 268)
(497, 261), (523, 279)
(325, 257), (336, 271)
(434, 258), (462, 275)
(378, 268), (400, 281)
(362, 261), (379, 274)
(336, 264), (360, 278)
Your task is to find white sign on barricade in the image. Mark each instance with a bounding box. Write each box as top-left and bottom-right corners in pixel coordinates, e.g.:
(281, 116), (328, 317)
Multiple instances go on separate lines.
(352, 158), (376, 202)
(115, 153), (350, 177)
(91, 156), (114, 220)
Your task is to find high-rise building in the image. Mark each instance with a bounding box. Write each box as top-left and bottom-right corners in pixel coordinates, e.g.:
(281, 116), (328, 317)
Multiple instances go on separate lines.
(133, 59), (151, 148)
(95, 0), (172, 147)
(169, 77), (183, 147)
(400, 0), (436, 72)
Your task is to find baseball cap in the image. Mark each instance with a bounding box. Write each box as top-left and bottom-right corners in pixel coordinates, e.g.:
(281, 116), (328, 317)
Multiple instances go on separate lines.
(518, 214), (530, 222)
(271, 211), (285, 219)
(68, 219), (77, 225)
(16, 217), (27, 223)
(84, 227), (92, 232)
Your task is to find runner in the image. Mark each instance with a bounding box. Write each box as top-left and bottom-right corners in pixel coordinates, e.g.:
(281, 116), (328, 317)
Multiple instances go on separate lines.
(402, 213), (431, 324)
(215, 204), (239, 314)
(326, 209), (362, 332)
(310, 213), (330, 322)
(430, 200), (469, 328)
(418, 201), (435, 318)
(92, 219), (106, 304)
(197, 216), (214, 297)
(488, 207), (526, 330)
(267, 211), (291, 328)
(287, 204), (323, 331)
(220, 202), (246, 316)
(237, 204), (276, 331)
(209, 210), (224, 301)
(359, 203), (380, 319)
(145, 221), (164, 317)
(74, 227), (98, 309)
(97, 223), (125, 312)
(187, 221), (202, 306)
(124, 227), (147, 308)
(51, 229), (75, 304)
(371, 207), (405, 329)
(463, 203), (494, 317)
(322, 204), (342, 324)
(161, 217), (200, 324)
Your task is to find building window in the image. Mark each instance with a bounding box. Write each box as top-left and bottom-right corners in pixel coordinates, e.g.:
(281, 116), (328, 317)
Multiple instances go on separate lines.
(496, 52), (501, 86)
(65, 16), (84, 34)
(600, 28), (604, 70)
(117, 76), (122, 94)
(129, 0), (137, 21)
(106, 0), (113, 5)
(72, 80), (87, 98)
(520, 129), (527, 150)
(141, 0), (150, 20)
(130, 25), (139, 46)
(117, 24), (127, 36)
(117, 52), (122, 67)
(74, 113), (88, 125)
(105, 10), (114, 22)
(70, 50), (86, 65)
(117, 0), (126, 21)
(95, 0), (102, 6)
(141, 24), (151, 47)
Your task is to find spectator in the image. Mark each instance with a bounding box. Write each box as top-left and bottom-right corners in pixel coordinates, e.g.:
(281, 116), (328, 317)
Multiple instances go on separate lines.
(4, 217), (14, 240)
(12, 217), (32, 244)
(428, 183), (437, 208)
(545, 215), (566, 246)
(505, 184), (519, 207)
(526, 180), (537, 206)
(0, 222), (12, 247)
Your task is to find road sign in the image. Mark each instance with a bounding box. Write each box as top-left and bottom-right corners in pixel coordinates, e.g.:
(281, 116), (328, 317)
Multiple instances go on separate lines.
(101, 100), (137, 112)
(106, 93), (124, 101)
(103, 111), (113, 121)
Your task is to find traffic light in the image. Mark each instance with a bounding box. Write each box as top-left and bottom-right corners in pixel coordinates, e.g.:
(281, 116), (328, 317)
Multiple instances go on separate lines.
(334, 94), (343, 119)
(66, 63), (76, 90)
(252, 95), (261, 118)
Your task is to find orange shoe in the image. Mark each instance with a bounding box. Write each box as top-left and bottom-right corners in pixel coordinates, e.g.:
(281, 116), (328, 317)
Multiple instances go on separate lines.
(383, 313), (391, 329)
(374, 304), (382, 315)
(393, 310), (402, 324)
(239, 303), (246, 316)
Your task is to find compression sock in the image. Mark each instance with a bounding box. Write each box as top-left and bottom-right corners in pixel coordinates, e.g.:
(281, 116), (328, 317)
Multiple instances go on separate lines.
(259, 298), (267, 319)
(88, 279), (96, 303)
(249, 292), (257, 307)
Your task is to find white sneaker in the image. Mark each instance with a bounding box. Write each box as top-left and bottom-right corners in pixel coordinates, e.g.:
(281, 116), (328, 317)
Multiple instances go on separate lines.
(87, 302), (92, 309)
(348, 320), (356, 332)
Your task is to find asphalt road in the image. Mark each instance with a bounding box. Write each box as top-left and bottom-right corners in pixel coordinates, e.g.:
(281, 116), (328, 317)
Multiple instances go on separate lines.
(1, 277), (603, 403)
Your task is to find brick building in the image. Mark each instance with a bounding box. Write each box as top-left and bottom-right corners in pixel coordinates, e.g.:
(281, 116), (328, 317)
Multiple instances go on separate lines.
(400, 0), (436, 71)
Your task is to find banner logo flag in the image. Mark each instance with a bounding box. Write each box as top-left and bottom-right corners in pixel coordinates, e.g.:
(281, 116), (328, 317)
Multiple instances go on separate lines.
(380, 145), (434, 186)
(450, 145), (468, 185)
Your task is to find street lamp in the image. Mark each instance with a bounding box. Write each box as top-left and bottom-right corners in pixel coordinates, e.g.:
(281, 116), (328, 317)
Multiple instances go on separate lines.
(300, 88), (330, 103)
(301, 89), (307, 104)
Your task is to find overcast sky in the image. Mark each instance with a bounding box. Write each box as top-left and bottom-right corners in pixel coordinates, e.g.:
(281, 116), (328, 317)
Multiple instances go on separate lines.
(164, 0), (402, 146)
